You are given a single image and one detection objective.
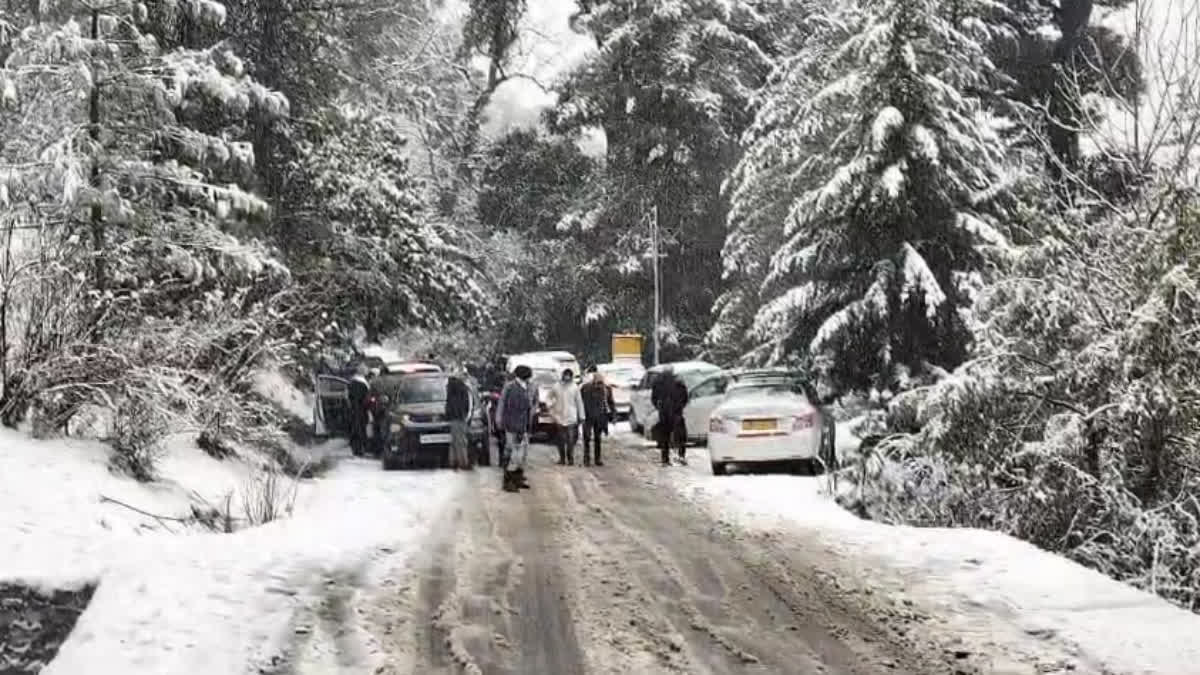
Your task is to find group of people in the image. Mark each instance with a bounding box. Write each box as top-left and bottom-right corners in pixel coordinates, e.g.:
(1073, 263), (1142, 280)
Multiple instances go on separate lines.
(546, 365), (617, 467)
(492, 365), (618, 492)
(341, 356), (688, 489)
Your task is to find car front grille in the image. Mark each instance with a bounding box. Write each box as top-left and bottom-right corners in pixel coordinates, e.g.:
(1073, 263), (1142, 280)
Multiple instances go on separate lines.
(409, 413), (444, 423)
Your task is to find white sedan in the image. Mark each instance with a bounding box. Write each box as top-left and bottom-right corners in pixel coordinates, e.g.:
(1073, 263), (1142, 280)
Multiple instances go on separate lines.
(705, 379), (836, 476)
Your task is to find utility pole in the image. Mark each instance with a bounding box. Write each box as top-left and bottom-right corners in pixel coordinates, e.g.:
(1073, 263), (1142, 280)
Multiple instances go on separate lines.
(651, 204), (661, 366)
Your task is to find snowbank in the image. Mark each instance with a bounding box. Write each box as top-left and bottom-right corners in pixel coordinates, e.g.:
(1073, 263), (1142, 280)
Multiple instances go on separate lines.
(0, 429), (463, 674)
(252, 368), (313, 422)
(660, 443), (1200, 675)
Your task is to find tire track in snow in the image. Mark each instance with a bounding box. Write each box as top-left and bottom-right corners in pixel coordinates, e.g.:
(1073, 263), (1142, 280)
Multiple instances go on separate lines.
(584, 441), (970, 674)
(563, 471), (766, 671)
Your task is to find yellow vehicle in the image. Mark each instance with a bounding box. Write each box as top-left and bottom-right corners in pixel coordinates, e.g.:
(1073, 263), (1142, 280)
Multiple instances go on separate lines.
(611, 334), (643, 362)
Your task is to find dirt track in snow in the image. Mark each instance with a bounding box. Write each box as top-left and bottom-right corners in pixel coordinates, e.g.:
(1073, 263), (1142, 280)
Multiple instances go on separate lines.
(344, 438), (989, 675)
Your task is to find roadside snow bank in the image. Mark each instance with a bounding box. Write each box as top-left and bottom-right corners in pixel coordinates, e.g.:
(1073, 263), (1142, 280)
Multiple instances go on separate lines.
(1, 429), (462, 674)
(660, 445), (1200, 675)
(252, 368), (313, 422)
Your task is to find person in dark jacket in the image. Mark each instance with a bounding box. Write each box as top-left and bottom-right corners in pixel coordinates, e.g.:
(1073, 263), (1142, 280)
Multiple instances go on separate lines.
(580, 366), (615, 466)
(445, 373), (473, 470)
(491, 370), (514, 468)
(497, 365), (536, 491)
(651, 369), (689, 466)
(347, 364), (370, 457)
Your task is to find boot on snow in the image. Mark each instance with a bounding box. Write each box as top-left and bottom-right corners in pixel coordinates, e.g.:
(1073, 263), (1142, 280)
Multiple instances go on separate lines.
(515, 468), (530, 489)
(502, 471), (519, 492)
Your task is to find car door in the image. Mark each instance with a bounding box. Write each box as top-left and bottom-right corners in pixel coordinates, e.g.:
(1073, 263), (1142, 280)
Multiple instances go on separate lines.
(630, 371), (657, 430)
(685, 374), (730, 442)
(314, 374), (350, 437)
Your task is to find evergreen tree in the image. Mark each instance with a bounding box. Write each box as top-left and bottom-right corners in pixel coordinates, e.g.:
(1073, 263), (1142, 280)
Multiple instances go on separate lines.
(1, 0), (288, 318)
(742, 0), (1017, 393)
(550, 0), (776, 353)
(297, 110), (488, 341)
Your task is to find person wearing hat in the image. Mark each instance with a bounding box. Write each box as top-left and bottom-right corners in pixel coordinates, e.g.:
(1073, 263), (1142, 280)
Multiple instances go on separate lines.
(548, 368), (585, 465)
(497, 365), (536, 491)
(580, 365), (615, 466)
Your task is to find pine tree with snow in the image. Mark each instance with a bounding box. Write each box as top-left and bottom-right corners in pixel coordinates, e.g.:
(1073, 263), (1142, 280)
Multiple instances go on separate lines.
(296, 110), (488, 341)
(550, 0), (776, 352)
(0, 0), (289, 320)
(743, 0), (1017, 393)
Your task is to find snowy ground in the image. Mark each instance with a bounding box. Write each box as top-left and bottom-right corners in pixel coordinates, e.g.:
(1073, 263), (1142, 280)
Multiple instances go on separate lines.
(637, 425), (1200, 675)
(10, 399), (1200, 674)
(0, 427), (465, 675)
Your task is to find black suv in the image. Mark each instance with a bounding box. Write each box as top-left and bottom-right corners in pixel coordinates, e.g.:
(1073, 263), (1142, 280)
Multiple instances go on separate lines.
(375, 372), (489, 470)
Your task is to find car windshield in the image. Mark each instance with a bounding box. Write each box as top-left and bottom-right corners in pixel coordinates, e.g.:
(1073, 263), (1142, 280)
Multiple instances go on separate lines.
(378, 374), (447, 403)
(679, 369), (720, 389)
(530, 369), (559, 387)
(599, 366), (641, 381)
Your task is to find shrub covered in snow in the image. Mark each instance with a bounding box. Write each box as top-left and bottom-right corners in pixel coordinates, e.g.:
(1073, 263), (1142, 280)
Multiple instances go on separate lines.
(848, 202), (1200, 612)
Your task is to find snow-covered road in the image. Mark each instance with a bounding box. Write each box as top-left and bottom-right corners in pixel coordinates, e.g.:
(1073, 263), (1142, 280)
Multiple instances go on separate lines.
(14, 420), (1200, 674)
(301, 437), (1083, 675)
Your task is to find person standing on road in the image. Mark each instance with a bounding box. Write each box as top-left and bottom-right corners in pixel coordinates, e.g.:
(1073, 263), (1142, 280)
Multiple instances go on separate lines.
(548, 368), (584, 465)
(498, 365), (535, 491)
(445, 372), (473, 470)
(348, 364), (370, 457)
(580, 366), (615, 467)
(491, 371), (513, 468)
(652, 368), (690, 466)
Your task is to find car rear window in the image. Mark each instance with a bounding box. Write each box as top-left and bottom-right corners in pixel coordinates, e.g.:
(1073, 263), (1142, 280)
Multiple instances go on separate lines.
(379, 374), (447, 403)
(679, 369), (720, 389)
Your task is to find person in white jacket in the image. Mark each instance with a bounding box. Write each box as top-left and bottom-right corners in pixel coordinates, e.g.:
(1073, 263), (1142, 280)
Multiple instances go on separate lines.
(548, 368), (585, 465)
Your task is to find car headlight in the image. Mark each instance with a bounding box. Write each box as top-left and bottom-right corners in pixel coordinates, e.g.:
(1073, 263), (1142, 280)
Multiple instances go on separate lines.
(709, 417), (728, 434)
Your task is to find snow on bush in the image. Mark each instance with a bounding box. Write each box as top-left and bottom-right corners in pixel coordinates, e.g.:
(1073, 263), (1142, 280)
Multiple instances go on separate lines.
(847, 202), (1200, 613)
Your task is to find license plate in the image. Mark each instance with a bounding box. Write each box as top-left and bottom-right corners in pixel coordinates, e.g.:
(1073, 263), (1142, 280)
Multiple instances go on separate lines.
(420, 433), (451, 444)
(742, 418), (777, 432)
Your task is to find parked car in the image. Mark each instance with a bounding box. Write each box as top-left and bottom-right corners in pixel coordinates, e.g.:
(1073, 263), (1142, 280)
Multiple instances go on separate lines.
(628, 361), (722, 436)
(682, 370), (735, 444)
(597, 361), (645, 420)
(375, 371), (489, 470)
(508, 350), (582, 383)
(705, 370), (836, 476)
(311, 359), (442, 437)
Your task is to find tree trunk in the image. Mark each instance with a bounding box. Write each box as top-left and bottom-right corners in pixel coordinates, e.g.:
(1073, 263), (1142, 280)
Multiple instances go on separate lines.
(89, 8), (106, 296)
(1046, 0), (1094, 179)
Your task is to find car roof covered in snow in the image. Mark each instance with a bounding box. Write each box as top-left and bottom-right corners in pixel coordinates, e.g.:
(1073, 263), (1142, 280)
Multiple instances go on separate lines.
(648, 360), (720, 373)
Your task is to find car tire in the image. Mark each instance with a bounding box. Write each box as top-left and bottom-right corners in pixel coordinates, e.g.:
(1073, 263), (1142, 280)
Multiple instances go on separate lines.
(711, 462), (727, 476)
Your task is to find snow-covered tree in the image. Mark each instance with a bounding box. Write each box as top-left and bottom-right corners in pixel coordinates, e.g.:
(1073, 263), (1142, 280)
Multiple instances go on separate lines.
(708, 2), (857, 364)
(549, 0), (776, 353)
(295, 110), (488, 342)
(0, 0), (292, 460)
(738, 0), (1018, 394)
(1, 0), (287, 307)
